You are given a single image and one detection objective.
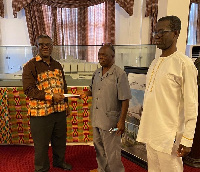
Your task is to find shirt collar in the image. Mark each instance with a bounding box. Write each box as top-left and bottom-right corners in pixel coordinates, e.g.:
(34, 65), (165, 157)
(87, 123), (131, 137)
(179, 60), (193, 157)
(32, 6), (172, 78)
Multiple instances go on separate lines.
(98, 64), (116, 77)
(35, 55), (53, 63)
(35, 55), (42, 61)
(106, 64), (116, 75)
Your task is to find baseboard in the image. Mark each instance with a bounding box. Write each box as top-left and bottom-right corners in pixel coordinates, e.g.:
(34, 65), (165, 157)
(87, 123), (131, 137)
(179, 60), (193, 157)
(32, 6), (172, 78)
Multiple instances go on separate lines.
(121, 149), (148, 170)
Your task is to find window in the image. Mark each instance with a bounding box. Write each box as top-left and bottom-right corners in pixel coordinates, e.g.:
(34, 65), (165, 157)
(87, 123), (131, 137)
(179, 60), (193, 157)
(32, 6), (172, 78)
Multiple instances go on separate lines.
(42, 3), (106, 62)
(187, 3), (198, 45)
(87, 3), (105, 62)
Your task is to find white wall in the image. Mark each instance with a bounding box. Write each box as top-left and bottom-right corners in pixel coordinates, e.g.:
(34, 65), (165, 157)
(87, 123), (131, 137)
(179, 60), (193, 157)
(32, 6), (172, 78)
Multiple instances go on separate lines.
(167, 0), (190, 54)
(157, 0), (190, 54)
(0, 0), (30, 45)
(115, 0), (150, 45)
(152, 0), (190, 58)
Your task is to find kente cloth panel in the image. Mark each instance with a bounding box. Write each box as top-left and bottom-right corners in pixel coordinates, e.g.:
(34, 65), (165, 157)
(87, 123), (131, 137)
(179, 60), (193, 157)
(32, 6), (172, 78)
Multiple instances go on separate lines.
(7, 87), (32, 144)
(0, 87), (93, 144)
(0, 88), (11, 144)
(67, 87), (93, 142)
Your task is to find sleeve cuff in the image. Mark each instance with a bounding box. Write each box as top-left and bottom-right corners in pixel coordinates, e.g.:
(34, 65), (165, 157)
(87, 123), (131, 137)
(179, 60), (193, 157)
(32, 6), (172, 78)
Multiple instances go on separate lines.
(180, 135), (193, 147)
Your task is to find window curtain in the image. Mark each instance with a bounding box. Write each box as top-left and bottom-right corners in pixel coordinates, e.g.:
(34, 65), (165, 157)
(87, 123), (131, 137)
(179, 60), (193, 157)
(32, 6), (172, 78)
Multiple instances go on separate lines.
(12, 0), (116, 45)
(145, 0), (158, 44)
(42, 6), (87, 60)
(187, 3), (198, 45)
(188, 0), (200, 44)
(12, 0), (134, 45)
(41, 2), (115, 62)
(24, 2), (46, 46)
(0, 0), (4, 18)
(12, 0), (134, 61)
(87, 1), (115, 62)
(12, 0), (134, 17)
(115, 0), (134, 16)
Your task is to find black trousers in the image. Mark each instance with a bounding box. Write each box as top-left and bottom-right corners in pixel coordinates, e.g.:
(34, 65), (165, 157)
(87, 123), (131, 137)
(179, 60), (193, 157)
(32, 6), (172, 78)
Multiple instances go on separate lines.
(30, 111), (67, 172)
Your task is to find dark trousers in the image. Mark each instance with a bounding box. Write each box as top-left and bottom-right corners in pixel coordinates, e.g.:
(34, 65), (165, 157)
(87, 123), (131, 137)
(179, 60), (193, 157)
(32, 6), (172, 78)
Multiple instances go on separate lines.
(30, 111), (67, 172)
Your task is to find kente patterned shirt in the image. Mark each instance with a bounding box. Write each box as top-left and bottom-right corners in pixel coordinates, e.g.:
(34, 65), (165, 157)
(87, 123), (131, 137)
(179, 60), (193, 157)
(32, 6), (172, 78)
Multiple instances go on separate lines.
(137, 51), (198, 154)
(22, 55), (67, 116)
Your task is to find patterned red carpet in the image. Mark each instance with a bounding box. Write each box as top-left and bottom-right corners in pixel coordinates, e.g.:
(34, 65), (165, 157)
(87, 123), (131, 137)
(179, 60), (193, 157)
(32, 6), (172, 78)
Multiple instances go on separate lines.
(0, 145), (199, 172)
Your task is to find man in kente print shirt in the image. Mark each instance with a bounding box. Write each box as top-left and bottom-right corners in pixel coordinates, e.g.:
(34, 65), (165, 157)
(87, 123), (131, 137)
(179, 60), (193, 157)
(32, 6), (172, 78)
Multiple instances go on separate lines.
(22, 34), (72, 172)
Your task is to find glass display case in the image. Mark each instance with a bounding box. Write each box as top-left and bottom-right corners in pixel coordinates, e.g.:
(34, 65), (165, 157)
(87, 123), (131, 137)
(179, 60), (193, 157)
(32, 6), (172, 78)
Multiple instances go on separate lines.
(0, 45), (155, 167)
(0, 45), (155, 87)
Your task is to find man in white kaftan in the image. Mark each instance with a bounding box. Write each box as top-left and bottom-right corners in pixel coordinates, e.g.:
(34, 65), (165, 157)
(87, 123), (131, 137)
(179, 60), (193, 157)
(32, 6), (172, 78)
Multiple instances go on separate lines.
(137, 16), (198, 172)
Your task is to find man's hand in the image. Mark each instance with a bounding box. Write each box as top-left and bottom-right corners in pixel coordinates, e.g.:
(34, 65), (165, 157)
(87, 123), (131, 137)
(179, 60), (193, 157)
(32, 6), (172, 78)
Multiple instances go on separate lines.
(177, 144), (191, 157)
(77, 90), (92, 99)
(53, 93), (65, 103)
(116, 99), (129, 135)
(116, 119), (125, 135)
(77, 90), (87, 99)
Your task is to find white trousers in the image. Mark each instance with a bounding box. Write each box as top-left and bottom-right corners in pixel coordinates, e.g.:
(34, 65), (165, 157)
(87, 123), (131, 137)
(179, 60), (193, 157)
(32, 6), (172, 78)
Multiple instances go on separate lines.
(146, 144), (183, 172)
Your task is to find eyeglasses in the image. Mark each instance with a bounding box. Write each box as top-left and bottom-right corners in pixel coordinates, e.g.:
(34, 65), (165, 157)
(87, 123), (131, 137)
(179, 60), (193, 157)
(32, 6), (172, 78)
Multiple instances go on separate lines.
(38, 43), (52, 47)
(152, 30), (172, 37)
(102, 43), (115, 53)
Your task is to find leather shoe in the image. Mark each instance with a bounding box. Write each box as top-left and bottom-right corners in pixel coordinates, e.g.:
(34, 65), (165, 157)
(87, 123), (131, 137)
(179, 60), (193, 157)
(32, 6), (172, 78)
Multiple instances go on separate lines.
(54, 162), (72, 171)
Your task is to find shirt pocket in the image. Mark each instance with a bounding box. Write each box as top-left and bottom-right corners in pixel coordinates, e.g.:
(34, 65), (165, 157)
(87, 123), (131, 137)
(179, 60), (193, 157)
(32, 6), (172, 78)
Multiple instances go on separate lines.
(166, 73), (182, 86)
(158, 71), (181, 86)
(104, 74), (117, 88)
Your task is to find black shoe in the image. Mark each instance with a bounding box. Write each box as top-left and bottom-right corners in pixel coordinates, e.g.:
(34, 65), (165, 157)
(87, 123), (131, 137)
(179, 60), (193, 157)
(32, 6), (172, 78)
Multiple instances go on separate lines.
(54, 162), (72, 171)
